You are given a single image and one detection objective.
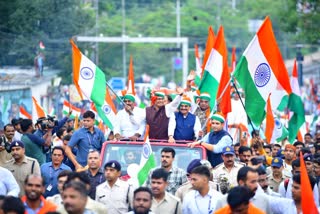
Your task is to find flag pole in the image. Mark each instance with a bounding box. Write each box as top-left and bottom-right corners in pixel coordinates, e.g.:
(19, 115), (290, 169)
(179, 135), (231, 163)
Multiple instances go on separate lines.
(105, 81), (135, 115)
(200, 77), (232, 131)
(231, 76), (256, 132)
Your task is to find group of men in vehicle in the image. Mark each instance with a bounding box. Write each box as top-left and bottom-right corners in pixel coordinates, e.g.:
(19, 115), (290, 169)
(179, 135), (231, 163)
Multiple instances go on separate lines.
(1, 85), (320, 213)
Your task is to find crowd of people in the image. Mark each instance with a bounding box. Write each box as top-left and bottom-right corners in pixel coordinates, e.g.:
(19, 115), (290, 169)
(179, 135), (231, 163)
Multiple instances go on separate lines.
(0, 85), (320, 214)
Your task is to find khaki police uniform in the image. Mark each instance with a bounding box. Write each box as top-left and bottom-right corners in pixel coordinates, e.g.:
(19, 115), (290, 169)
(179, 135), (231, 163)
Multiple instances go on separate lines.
(4, 155), (40, 196)
(151, 192), (182, 214)
(268, 173), (289, 193)
(96, 178), (133, 214)
(212, 161), (244, 188)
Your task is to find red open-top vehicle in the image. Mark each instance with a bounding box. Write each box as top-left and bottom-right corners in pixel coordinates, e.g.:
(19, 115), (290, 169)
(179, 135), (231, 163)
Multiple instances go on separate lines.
(100, 140), (207, 177)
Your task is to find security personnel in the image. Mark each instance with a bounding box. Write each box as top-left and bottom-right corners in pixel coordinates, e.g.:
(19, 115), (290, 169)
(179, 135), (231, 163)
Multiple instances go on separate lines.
(212, 146), (244, 192)
(175, 159), (217, 203)
(3, 140), (41, 196)
(96, 160), (133, 214)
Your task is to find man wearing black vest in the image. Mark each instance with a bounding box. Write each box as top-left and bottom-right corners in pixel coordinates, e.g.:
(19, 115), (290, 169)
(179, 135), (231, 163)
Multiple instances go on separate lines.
(188, 112), (232, 168)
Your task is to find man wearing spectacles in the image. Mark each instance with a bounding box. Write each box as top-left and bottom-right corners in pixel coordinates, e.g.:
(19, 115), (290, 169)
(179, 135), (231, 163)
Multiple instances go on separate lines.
(168, 97), (201, 143)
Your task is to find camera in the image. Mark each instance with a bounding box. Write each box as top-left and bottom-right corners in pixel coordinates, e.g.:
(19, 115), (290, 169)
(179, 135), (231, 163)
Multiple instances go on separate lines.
(37, 115), (58, 130)
(251, 156), (266, 165)
(0, 136), (12, 153)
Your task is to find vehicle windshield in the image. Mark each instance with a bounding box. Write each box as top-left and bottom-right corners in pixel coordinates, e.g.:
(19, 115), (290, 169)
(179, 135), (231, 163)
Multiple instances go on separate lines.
(101, 142), (204, 176)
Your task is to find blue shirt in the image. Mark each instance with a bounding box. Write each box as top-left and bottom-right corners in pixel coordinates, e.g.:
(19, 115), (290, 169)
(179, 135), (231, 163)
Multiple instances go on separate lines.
(40, 162), (71, 197)
(0, 166), (20, 196)
(68, 127), (105, 166)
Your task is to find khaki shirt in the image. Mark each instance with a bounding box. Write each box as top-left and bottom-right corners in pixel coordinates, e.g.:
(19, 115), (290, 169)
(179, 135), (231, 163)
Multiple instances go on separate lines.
(212, 162), (244, 188)
(268, 174), (289, 193)
(151, 192), (182, 214)
(175, 181), (218, 203)
(96, 179), (133, 214)
(3, 155), (40, 196)
(57, 197), (107, 214)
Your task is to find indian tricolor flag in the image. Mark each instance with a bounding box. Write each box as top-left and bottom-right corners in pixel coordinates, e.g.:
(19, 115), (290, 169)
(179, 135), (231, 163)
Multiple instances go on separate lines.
(71, 40), (106, 106)
(288, 60), (305, 143)
(89, 88), (117, 129)
(265, 94), (288, 144)
(233, 16), (292, 127)
(127, 55), (135, 95)
(32, 96), (46, 118)
(62, 100), (81, 119)
(194, 44), (202, 86)
(19, 106), (32, 119)
(199, 26), (230, 112)
(71, 40), (115, 129)
(137, 127), (156, 186)
(201, 26), (215, 78)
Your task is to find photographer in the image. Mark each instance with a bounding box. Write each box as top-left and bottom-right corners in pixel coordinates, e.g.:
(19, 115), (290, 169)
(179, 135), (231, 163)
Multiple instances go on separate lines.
(0, 124), (15, 165)
(20, 119), (52, 166)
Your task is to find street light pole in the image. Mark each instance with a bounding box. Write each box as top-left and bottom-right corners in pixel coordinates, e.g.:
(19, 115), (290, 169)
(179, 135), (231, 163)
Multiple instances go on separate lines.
(122, 0), (126, 79)
(296, 44), (304, 86)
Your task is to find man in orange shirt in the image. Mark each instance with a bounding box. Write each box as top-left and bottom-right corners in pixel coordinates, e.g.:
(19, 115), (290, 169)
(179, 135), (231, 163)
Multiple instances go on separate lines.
(214, 186), (265, 214)
(21, 174), (57, 214)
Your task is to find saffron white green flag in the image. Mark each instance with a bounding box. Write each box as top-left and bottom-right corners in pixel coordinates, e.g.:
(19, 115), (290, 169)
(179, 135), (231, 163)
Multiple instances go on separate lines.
(288, 60), (305, 143)
(62, 100), (81, 119)
(71, 40), (114, 129)
(137, 136), (156, 186)
(233, 17), (292, 127)
(199, 26), (226, 110)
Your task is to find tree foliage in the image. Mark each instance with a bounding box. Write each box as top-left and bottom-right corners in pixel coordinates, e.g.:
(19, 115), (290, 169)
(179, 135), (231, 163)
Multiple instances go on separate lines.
(1, 0), (319, 84)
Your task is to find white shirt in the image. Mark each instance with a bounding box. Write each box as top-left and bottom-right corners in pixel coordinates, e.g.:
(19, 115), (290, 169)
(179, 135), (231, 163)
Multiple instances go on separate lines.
(13, 131), (22, 141)
(113, 107), (146, 138)
(212, 162), (244, 188)
(165, 95), (182, 118)
(182, 188), (222, 214)
(278, 178), (320, 207)
(96, 179), (133, 214)
(168, 113), (201, 138)
(268, 197), (300, 214)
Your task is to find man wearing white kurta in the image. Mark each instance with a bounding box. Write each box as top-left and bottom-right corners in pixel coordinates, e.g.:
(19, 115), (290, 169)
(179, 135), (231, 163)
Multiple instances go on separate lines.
(114, 93), (146, 141)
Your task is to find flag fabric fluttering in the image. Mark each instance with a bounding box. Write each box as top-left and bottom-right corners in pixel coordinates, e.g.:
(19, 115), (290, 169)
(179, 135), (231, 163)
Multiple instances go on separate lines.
(265, 94), (288, 144)
(19, 106), (32, 119)
(127, 56), (135, 95)
(233, 16), (292, 127)
(300, 152), (319, 214)
(89, 88), (117, 129)
(62, 100), (81, 119)
(70, 39), (116, 129)
(230, 46), (236, 72)
(288, 60), (305, 144)
(199, 26), (230, 113)
(32, 96), (46, 118)
(194, 44), (202, 86)
(71, 40), (106, 107)
(137, 126), (156, 186)
(201, 26), (215, 78)
(95, 87), (117, 129)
